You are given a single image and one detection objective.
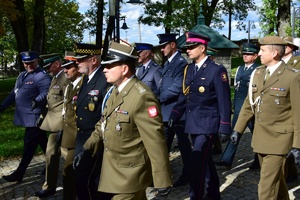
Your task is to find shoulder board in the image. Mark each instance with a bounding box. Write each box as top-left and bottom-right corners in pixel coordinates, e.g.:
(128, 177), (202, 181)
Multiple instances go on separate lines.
(134, 83), (147, 93)
(286, 66), (300, 73)
(256, 65), (265, 70)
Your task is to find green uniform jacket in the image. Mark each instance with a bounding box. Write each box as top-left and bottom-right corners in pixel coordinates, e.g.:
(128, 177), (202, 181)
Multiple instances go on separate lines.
(61, 76), (84, 148)
(286, 55), (300, 69)
(234, 63), (300, 154)
(84, 77), (172, 193)
(41, 71), (69, 132)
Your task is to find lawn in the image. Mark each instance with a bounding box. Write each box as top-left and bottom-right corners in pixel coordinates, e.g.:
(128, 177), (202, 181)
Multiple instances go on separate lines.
(0, 78), (43, 161)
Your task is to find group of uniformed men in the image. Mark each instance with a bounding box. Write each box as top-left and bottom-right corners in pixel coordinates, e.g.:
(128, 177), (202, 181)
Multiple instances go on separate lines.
(1, 32), (300, 200)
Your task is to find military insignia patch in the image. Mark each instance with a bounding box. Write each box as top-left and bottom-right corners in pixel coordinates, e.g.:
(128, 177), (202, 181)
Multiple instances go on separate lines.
(148, 106), (158, 118)
(221, 72), (228, 82)
(88, 90), (99, 96)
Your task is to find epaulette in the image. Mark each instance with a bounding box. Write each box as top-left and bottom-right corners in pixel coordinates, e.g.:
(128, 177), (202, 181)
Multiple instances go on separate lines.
(153, 62), (158, 67)
(286, 66), (300, 73)
(256, 65), (265, 69)
(134, 83), (147, 93)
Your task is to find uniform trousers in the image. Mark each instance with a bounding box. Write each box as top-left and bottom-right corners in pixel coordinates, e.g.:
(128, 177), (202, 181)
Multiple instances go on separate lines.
(63, 148), (76, 200)
(17, 127), (48, 175)
(98, 190), (147, 200)
(164, 121), (192, 178)
(42, 132), (61, 190)
(190, 134), (220, 200)
(75, 131), (103, 200)
(257, 154), (289, 200)
(220, 115), (254, 165)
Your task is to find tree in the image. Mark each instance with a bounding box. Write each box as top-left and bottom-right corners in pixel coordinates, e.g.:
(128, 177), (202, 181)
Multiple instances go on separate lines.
(259, 0), (291, 37)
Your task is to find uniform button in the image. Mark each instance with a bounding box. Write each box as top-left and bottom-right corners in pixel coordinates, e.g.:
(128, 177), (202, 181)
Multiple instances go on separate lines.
(258, 119), (261, 122)
(65, 124), (68, 126)
(261, 101), (263, 104)
(84, 107), (87, 109)
(105, 148), (108, 151)
(80, 118), (82, 120)
(261, 92), (264, 95)
(188, 110), (191, 112)
(77, 128), (80, 131)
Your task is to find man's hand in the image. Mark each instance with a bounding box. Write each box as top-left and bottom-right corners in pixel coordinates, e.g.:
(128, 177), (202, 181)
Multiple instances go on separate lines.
(35, 118), (43, 127)
(73, 149), (90, 170)
(156, 186), (171, 197)
(219, 132), (230, 143)
(230, 131), (242, 145)
(55, 129), (63, 146)
(168, 119), (174, 128)
(31, 100), (37, 110)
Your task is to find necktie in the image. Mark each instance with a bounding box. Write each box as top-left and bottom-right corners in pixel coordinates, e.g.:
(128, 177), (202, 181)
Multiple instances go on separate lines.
(194, 64), (199, 75)
(264, 69), (270, 84)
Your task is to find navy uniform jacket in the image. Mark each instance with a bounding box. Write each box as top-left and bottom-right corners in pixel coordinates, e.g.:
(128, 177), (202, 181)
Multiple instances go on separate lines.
(233, 63), (259, 114)
(170, 58), (231, 134)
(159, 51), (187, 122)
(136, 60), (162, 96)
(76, 68), (110, 135)
(0, 66), (51, 127)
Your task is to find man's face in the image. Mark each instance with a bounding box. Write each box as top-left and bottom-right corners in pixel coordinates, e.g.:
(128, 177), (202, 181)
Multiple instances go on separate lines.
(76, 56), (93, 75)
(64, 64), (80, 82)
(46, 61), (61, 76)
(186, 44), (203, 61)
(161, 42), (173, 57)
(23, 59), (37, 72)
(243, 53), (258, 65)
(258, 45), (274, 66)
(138, 50), (151, 64)
(103, 62), (126, 86)
(285, 45), (294, 56)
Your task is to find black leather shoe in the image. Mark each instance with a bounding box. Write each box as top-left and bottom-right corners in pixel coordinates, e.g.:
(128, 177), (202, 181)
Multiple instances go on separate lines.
(33, 189), (56, 198)
(2, 171), (23, 182)
(214, 160), (231, 170)
(173, 176), (190, 187)
(248, 161), (260, 170)
(36, 168), (46, 175)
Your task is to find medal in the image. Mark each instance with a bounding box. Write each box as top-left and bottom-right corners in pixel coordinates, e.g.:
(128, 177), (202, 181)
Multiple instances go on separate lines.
(88, 98), (95, 111)
(199, 86), (205, 93)
(94, 96), (98, 101)
(115, 123), (122, 131)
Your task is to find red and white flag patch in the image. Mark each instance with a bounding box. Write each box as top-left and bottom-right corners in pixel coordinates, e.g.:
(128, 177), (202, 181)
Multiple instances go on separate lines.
(148, 106), (158, 118)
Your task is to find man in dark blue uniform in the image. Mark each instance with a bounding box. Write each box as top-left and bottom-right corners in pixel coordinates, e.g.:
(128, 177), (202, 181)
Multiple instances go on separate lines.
(73, 43), (110, 200)
(215, 43), (260, 170)
(0, 51), (51, 182)
(169, 32), (232, 200)
(157, 33), (192, 187)
(135, 43), (162, 96)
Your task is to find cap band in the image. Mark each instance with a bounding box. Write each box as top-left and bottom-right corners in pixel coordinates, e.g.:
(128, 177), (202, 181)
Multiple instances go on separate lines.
(186, 38), (208, 45)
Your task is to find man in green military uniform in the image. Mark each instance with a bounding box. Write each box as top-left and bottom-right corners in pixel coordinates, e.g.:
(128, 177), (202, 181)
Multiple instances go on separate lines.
(34, 53), (69, 198)
(231, 36), (300, 199)
(73, 41), (172, 200)
(282, 36), (300, 69)
(60, 54), (83, 200)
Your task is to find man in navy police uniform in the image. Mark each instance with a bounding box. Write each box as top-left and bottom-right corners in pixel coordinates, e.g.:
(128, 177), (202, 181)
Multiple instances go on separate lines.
(169, 32), (232, 200)
(215, 43), (260, 170)
(0, 51), (51, 182)
(157, 33), (192, 187)
(135, 42), (162, 96)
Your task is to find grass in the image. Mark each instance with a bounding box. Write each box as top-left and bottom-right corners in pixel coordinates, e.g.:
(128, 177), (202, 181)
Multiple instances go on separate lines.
(0, 78), (43, 161)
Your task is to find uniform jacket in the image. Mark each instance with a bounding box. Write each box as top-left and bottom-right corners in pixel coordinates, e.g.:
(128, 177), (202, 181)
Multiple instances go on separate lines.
(136, 60), (162, 96)
(159, 51), (187, 122)
(286, 55), (300, 69)
(234, 63), (300, 154)
(233, 62), (259, 114)
(40, 71), (69, 132)
(1, 66), (51, 127)
(76, 67), (110, 135)
(170, 58), (232, 134)
(83, 77), (172, 193)
(61, 76), (84, 148)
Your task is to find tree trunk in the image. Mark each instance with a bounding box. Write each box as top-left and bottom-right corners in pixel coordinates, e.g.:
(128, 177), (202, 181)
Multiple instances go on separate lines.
(96, 0), (104, 48)
(32, 0), (45, 53)
(9, 0), (29, 72)
(277, 0), (290, 37)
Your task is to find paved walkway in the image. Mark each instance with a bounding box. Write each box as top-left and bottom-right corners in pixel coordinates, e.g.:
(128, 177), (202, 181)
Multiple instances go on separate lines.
(1, 132), (300, 199)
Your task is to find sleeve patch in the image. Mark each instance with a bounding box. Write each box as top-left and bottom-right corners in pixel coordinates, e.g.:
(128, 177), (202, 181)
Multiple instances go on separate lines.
(148, 106), (158, 118)
(221, 72), (228, 82)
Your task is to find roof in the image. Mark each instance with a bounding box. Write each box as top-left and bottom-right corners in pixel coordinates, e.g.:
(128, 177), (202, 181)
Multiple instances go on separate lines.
(177, 13), (239, 49)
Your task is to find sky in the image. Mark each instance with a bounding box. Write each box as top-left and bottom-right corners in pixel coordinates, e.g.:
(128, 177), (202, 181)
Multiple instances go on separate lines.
(78, 0), (300, 45)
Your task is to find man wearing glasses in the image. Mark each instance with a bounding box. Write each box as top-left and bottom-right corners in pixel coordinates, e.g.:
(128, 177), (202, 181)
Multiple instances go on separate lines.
(73, 43), (110, 200)
(0, 51), (51, 182)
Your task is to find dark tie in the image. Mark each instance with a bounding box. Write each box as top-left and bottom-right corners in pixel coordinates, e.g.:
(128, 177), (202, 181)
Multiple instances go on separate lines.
(194, 64), (199, 75)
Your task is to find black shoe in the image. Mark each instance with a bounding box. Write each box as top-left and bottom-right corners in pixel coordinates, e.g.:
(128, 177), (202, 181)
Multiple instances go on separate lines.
(248, 161), (260, 170)
(36, 168), (46, 175)
(173, 176), (189, 187)
(33, 189), (56, 198)
(214, 160), (231, 170)
(2, 171), (23, 182)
